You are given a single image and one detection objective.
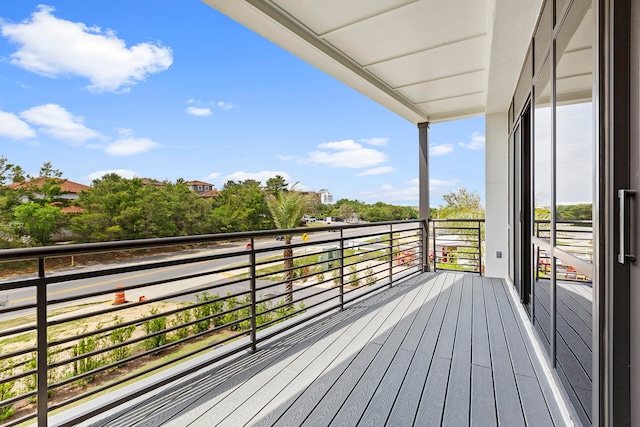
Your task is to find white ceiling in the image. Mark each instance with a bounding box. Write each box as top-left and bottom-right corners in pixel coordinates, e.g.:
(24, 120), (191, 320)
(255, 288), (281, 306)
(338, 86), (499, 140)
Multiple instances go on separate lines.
(203, 0), (543, 124)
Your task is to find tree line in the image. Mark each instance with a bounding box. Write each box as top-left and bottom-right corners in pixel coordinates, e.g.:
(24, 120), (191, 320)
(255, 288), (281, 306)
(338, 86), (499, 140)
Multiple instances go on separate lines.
(0, 158), (421, 248)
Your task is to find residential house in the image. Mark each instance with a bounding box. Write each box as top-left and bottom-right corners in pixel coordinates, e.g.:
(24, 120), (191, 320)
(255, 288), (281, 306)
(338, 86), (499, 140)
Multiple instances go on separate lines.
(187, 180), (215, 195)
(7, 177), (90, 203)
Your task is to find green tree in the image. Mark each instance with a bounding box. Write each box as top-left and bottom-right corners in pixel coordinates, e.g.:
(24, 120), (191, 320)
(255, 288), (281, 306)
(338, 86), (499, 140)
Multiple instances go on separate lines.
(264, 175), (289, 196)
(438, 188), (484, 219)
(38, 161), (63, 179)
(265, 188), (313, 305)
(211, 180), (272, 232)
(13, 203), (65, 245)
(73, 175), (215, 241)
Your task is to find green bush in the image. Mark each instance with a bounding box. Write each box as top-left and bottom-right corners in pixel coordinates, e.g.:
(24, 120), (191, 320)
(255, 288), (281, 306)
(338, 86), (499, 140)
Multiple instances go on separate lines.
(348, 265), (360, 287)
(332, 268), (340, 286)
(192, 292), (223, 333)
(143, 307), (167, 351)
(72, 328), (105, 385)
(366, 267), (376, 286)
(109, 316), (136, 362)
(169, 305), (192, 340)
(0, 361), (16, 422)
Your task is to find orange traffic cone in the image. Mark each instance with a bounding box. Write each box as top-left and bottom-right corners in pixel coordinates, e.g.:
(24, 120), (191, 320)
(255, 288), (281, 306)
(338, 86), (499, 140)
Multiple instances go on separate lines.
(113, 286), (127, 305)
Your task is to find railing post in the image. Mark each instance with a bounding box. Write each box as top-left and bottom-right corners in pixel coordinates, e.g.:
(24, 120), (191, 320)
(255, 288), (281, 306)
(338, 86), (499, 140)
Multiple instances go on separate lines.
(339, 229), (344, 310)
(249, 238), (257, 352)
(478, 221), (482, 275)
(37, 258), (48, 427)
(422, 219), (430, 272)
(432, 221), (437, 273)
(388, 225), (393, 287)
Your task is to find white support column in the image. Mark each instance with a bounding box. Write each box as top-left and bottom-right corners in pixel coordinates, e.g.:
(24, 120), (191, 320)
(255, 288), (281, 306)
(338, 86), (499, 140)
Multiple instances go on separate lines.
(485, 113), (509, 278)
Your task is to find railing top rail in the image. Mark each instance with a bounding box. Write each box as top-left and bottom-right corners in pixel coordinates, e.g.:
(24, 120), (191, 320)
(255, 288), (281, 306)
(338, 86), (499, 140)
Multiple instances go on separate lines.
(534, 219), (593, 224)
(428, 218), (485, 223)
(0, 219), (423, 262)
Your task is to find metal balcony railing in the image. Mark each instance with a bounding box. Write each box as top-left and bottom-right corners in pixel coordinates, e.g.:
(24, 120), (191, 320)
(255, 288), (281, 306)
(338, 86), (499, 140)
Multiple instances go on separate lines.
(0, 220), (424, 427)
(534, 219), (593, 281)
(428, 218), (485, 275)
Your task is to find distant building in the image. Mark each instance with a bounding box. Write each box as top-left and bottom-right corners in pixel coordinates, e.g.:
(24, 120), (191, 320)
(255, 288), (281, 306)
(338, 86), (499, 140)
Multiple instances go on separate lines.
(317, 189), (333, 204)
(187, 180), (215, 195)
(139, 178), (164, 187)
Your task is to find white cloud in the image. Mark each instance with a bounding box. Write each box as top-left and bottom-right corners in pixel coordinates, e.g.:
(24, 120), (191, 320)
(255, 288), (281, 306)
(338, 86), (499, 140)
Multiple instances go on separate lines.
(360, 137), (389, 147)
(186, 106), (212, 116)
(217, 101), (233, 110)
(20, 103), (102, 143)
(458, 132), (485, 150)
(357, 166), (395, 176)
(430, 178), (461, 192)
(359, 180), (419, 203)
(84, 169), (138, 183)
(357, 177), (460, 203)
(186, 99), (197, 104)
(105, 137), (159, 156)
(275, 154), (295, 161)
(0, 110), (36, 139)
(0, 5), (172, 93)
(224, 170), (292, 184)
(303, 139), (387, 168)
(429, 143), (454, 156)
(204, 172), (221, 180)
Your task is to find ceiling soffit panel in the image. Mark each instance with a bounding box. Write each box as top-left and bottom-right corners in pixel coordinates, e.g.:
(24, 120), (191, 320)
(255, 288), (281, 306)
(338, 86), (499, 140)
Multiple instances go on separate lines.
(365, 36), (486, 88)
(270, 0), (418, 35)
(204, 0), (549, 124)
(418, 92), (485, 114)
(320, 0), (488, 66)
(396, 70), (485, 104)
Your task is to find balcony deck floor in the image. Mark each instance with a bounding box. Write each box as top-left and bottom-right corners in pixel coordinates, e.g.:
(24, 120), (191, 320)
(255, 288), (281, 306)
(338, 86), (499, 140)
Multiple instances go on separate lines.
(89, 272), (564, 427)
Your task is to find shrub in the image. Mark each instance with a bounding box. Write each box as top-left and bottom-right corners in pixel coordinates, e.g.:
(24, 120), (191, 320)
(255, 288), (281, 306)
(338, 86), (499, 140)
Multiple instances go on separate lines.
(169, 305), (192, 340)
(72, 328), (105, 385)
(109, 316), (136, 363)
(332, 268), (340, 286)
(348, 265), (360, 288)
(193, 292), (224, 333)
(316, 271), (325, 284)
(143, 307), (167, 351)
(0, 361), (16, 422)
(366, 267), (377, 286)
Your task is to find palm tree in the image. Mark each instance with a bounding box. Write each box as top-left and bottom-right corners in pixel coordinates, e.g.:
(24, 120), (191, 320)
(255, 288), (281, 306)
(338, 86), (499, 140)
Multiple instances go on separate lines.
(265, 187), (313, 306)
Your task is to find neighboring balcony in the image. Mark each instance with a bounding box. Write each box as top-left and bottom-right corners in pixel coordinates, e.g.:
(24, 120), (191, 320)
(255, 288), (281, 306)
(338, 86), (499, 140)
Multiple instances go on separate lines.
(0, 221), (566, 426)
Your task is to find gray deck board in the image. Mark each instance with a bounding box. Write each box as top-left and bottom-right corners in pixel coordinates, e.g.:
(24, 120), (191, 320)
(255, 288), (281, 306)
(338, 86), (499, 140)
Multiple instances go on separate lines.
(384, 274), (452, 426)
(442, 274), (472, 426)
(472, 274), (491, 368)
(92, 272), (566, 427)
(484, 276), (526, 427)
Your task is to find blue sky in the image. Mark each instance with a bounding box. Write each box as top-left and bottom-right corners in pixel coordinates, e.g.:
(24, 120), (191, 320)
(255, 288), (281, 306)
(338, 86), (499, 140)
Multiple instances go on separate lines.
(0, 1), (485, 207)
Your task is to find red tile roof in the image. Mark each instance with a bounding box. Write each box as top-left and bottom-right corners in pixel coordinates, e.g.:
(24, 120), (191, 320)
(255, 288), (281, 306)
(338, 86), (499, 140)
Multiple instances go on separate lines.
(59, 206), (86, 214)
(200, 189), (219, 197)
(140, 178), (164, 186)
(8, 178), (90, 194)
(187, 180), (214, 187)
